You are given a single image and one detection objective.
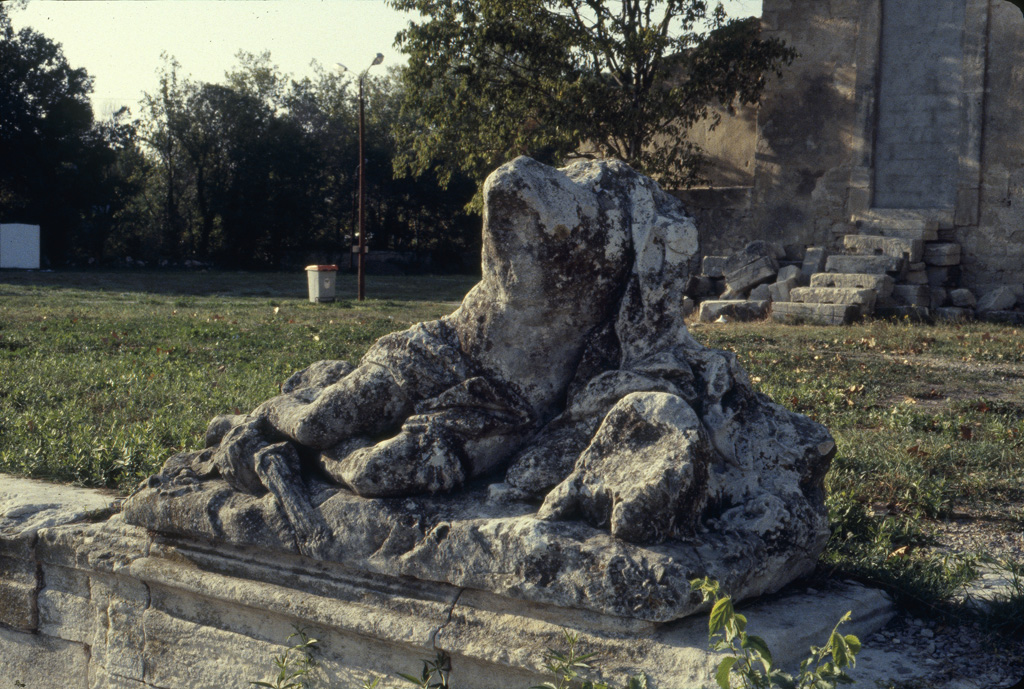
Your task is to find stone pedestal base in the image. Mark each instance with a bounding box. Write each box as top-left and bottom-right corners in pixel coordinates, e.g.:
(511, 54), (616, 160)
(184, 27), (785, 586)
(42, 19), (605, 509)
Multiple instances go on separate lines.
(0, 475), (895, 688)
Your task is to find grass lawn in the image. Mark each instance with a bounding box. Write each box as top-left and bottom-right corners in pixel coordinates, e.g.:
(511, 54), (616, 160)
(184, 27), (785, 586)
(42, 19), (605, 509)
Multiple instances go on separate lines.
(0, 270), (476, 487)
(2, 269), (1023, 627)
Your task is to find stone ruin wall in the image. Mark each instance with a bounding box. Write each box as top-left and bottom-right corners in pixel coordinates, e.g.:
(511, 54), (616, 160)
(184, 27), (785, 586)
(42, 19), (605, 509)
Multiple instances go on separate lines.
(679, 0), (1024, 298)
(971, 0), (1024, 295)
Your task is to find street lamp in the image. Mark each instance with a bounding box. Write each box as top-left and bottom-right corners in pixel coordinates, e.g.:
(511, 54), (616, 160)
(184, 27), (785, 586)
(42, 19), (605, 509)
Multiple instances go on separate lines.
(336, 53), (384, 302)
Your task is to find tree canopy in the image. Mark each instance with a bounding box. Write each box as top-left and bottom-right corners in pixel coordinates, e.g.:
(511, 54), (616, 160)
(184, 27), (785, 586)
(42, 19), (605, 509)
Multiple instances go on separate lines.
(389, 0), (795, 190)
(0, 2), (128, 264)
(129, 53), (478, 269)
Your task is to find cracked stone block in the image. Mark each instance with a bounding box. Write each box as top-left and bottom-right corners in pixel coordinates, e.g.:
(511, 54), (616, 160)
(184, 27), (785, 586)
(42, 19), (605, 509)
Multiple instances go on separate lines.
(977, 287), (1017, 312)
(724, 255), (778, 293)
(923, 243), (961, 266)
(0, 624), (89, 689)
(800, 247), (828, 283)
(950, 288), (977, 308)
(698, 300), (770, 322)
(809, 272), (894, 299)
(777, 264), (801, 283)
(0, 553), (37, 631)
(701, 255), (729, 278)
(89, 573), (149, 680)
(843, 235), (923, 262)
(749, 283), (772, 301)
(769, 277), (798, 303)
(39, 564), (93, 644)
(771, 302), (861, 325)
(825, 254), (903, 275)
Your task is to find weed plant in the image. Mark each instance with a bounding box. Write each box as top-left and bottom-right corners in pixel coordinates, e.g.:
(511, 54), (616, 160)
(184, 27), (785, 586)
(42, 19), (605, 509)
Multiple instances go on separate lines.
(257, 585), (861, 689)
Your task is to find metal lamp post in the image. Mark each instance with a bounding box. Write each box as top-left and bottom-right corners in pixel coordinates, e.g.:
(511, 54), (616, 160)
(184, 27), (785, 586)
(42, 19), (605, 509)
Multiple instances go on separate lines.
(336, 53), (383, 301)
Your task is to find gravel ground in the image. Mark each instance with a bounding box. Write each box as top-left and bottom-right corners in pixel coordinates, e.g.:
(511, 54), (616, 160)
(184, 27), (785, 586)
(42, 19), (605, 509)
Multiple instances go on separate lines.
(859, 504), (1024, 689)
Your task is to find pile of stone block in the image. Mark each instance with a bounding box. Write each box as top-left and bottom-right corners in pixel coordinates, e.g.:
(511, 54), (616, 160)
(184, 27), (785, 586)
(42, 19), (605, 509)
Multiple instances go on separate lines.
(695, 241), (789, 322)
(691, 227), (1024, 326)
(694, 240), (861, 324)
(772, 217), (1024, 325)
(769, 218), (954, 325)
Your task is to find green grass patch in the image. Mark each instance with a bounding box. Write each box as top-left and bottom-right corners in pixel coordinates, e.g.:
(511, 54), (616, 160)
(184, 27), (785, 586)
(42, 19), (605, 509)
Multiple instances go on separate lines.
(0, 270), (476, 489)
(691, 318), (1024, 624)
(4, 272), (1023, 627)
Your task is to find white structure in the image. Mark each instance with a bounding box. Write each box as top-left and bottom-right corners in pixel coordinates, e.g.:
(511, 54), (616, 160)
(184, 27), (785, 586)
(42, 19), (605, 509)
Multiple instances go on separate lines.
(0, 224), (41, 269)
(305, 264), (338, 303)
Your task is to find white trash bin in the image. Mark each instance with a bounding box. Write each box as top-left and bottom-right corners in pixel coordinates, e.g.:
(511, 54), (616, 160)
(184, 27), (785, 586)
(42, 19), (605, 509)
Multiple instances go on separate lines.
(306, 264), (338, 303)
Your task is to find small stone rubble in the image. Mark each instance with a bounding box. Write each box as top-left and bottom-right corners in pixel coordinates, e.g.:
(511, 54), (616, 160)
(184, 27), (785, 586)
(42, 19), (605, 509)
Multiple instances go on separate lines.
(861, 615), (1024, 689)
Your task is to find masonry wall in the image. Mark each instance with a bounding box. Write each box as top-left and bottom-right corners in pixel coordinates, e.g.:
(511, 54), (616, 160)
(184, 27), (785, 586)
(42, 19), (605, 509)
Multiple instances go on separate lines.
(705, 0), (1024, 296)
(0, 508), (891, 689)
(685, 102), (758, 189)
(967, 0), (1024, 295)
(742, 0), (863, 253)
(873, 0), (965, 210)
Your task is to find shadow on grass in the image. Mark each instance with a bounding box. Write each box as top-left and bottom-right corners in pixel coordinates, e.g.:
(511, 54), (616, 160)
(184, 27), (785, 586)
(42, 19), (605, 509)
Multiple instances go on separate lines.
(0, 270), (480, 302)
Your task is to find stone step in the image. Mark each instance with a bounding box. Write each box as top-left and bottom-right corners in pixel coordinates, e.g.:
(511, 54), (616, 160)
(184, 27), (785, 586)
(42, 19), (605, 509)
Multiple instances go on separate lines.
(771, 302), (861, 326)
(843, 235), (923, 263)
(810, 272), (895, 299)
(852, 209), (946, 241)
(857, 224), (938, 242)
(790, 287), (877, 310)
(825, 254), (903, 275)
(923, 242), (961, 267)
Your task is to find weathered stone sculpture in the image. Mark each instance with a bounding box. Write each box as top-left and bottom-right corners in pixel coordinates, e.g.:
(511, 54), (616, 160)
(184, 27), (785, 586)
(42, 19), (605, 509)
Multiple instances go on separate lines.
(124, 157), (835, 622)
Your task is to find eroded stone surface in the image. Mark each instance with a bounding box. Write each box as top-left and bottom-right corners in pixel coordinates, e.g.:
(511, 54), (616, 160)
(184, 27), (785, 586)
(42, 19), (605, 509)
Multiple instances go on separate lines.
(977, 286), (1018, 312)
(0, 475), (118, 541)
(124, 157), (834, 622)
(698, 299), (770, 322)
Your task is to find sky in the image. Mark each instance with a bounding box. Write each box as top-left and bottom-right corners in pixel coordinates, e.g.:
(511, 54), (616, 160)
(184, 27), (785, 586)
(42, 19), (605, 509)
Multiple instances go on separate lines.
(8, 0), (763, 120)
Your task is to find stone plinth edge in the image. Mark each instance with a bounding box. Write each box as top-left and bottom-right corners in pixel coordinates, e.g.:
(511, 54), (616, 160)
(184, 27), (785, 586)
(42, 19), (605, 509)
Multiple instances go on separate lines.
(0, 475), (898, 689)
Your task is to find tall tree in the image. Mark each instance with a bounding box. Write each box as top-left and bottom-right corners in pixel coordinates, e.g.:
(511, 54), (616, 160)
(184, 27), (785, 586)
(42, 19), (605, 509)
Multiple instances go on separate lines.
(389, 0), (795, 190)
(0, 2), (124, 264)
(130, 52), (479, 269)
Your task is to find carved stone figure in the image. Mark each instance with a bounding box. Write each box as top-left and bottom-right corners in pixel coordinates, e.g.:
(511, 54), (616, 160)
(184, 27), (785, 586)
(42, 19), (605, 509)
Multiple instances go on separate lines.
(124, 157), (835, 622)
